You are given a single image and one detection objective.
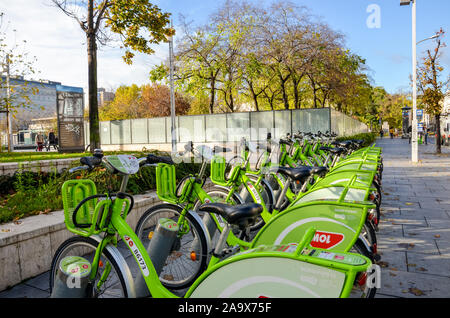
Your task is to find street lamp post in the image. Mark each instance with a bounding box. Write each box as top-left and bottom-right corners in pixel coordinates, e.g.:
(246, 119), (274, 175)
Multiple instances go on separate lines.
(400, 0), (418, 163)
(401, 0), (443, 162)
(168, 21), (177, 155)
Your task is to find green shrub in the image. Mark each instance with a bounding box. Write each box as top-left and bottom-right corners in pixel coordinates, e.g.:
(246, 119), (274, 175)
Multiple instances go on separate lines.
(335, 132), (377, 147)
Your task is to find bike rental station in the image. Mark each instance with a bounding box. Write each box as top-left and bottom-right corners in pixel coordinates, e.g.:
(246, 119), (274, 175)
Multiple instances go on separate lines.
(49, 129), (384, 299)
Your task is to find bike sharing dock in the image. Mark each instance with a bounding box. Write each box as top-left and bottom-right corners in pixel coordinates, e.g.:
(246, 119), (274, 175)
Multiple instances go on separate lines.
(1, 137), (449, 298)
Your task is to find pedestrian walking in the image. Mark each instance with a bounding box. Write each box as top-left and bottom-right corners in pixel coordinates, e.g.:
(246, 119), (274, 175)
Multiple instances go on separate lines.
(389, 127), (394, 139)
(379, 128), (384, 138)
(48, 129), (57, 150)
(424, 125), (428, 145)
(36, 133), (44, 151)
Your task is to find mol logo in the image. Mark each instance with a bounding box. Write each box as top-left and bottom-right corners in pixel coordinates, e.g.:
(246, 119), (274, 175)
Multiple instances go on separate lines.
(310, 231), (345, 249)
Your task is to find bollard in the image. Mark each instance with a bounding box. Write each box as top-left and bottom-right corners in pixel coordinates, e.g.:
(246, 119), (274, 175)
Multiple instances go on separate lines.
(50, 256), (92, 298)
(135, 218), (179, 298)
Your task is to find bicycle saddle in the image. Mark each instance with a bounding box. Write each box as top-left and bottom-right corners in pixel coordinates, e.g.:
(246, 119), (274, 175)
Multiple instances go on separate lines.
(332, 140), (353, 148)
(310, 166), (328, 177)
(198, 203), (263, 229)
(269, 166), (312, 182)
(80, 154), (103, 169)
(319, 146), (346, 155)
(146, 154), (174, 165)
(279, 139), (293, 146)
(213, 146), (232, 153)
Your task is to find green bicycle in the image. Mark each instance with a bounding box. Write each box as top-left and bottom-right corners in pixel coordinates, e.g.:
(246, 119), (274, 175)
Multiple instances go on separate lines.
(49, 151), (377, 298)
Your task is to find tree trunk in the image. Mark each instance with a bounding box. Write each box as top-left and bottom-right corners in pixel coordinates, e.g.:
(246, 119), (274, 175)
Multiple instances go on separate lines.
(435, 113), (442, 154)
(248, 81), (259, 111)
(86, 1), (100, 152)
(209, 76), (216, 114)
(87, 32), (100, 152)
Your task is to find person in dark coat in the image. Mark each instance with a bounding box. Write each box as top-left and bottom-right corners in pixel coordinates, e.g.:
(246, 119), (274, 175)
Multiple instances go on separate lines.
(48, 130), (57, 150)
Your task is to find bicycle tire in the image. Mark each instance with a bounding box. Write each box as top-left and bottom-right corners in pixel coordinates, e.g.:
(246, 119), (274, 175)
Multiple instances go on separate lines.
(49, 236), (128, 298)
(362, 220), (377, 249)
(349, 239), (377, 298)
(134, 203), (208, 290)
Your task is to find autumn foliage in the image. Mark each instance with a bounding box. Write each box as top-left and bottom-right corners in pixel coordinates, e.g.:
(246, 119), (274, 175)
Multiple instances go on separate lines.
(99, 83), (191, 120)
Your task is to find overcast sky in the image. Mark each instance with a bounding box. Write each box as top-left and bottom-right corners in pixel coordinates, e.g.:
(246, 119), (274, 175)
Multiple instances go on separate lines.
(1, 0), (449, 95)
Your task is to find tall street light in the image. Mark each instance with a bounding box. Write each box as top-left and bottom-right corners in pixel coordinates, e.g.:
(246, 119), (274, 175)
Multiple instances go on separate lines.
(401, 0), (442, 163)
(168, 20), (177, 155)
(400, 0), (418, 163)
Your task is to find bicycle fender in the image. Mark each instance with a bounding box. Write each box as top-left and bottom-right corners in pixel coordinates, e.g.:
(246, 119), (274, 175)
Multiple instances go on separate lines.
(187, 209), (212, 257)
(91, 235), (137, 298)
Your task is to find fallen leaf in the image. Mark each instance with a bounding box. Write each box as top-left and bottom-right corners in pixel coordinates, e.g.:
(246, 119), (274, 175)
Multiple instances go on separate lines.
(417, 267), (428, 272)
(377, 261), (389, 268)
(389, 272), (397, 277)
(405, 202), (414, 206)
(408, 263), (417, 267)
(402, 290), (408, 293)
(391, 267), (398, 271)
(1, 229), (11, 232)
(13, 220), (22, 225)
(434, 234), (441, 238)
(409, 287), (425, 296)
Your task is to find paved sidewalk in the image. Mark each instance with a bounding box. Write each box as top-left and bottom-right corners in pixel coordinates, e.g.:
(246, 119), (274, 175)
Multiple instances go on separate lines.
(0, 137), (449, 298)
(375, 137), (450, 298)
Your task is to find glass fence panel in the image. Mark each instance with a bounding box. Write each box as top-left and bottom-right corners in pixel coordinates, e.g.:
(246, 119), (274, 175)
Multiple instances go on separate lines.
(179, 115), (205, 143)
(227, 112), (250, 141)
(274, 110), (292, 139)
(100, 121), (111, 145)
(148, 117), (166, 143)
(205, 113), (227, 142)
(292, 108), (329, 133)
(111, 120), (131, 144)
(250, 111), (274, 141)
(131, 118), (148, 144)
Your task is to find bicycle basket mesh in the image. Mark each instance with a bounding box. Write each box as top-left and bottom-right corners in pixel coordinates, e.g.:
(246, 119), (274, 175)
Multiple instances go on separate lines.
(61, 179), (97, 235)
(210, 155), (229, 186)
(156, 163), (178, 203)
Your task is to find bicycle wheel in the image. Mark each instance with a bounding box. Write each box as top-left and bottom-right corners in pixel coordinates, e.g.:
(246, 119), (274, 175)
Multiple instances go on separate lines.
(348, 239), (377, 298)
(135, 204), (208, 290)
(361, 220), (377, 249)
(49, 236), (128, 298)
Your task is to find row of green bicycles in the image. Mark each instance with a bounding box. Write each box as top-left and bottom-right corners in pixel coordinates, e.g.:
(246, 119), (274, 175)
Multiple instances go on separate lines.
(49, 131), (383, 298)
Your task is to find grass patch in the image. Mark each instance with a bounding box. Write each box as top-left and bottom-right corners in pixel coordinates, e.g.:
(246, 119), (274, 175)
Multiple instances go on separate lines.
(0, 150), (162, 163)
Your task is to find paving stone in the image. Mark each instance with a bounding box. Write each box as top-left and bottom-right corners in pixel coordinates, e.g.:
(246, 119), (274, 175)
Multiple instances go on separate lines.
(376, 250), (407, 272)
(22, 271), (51, 292)
(378, 269), (450, 298)
(405, 252), (450, 277)
(378, 236), (440, 255)
(0, 283), (49, 298)
(382, 215), (427, 227)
